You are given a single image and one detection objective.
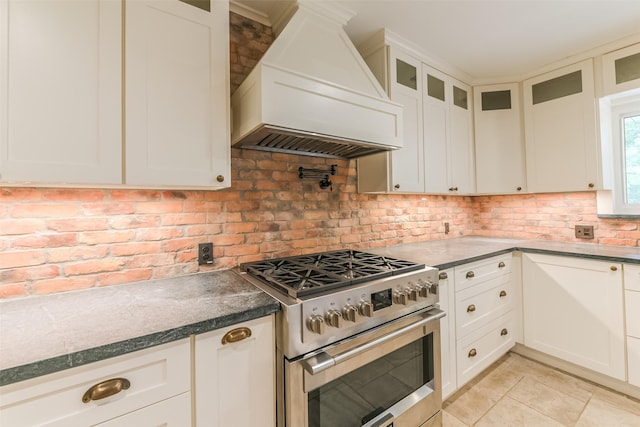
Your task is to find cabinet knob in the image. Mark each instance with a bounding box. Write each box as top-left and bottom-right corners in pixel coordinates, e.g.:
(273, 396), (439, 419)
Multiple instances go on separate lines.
(501, 328), (509, 336)
(449, 186), (458, 192)
(466, 271), (475, 279)
(216, 175), (225, 183)
(498, 261), (506, 268)
(588, 182), (595, 188)
(516, 186), (522, 191)
(610, 266), (618, 271)
(468, 348), (477, 358)
(221, 327), (252, 344)
(499, 290), (507, 298)
(394, 184), (400, 189)
(82, 378), (130, 403)
(439, 272), (448, 280)
(467, 304), (476, 313)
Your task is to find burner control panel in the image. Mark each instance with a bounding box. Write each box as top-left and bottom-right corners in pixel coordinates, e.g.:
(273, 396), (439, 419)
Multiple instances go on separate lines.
(301, 267), (439, 342)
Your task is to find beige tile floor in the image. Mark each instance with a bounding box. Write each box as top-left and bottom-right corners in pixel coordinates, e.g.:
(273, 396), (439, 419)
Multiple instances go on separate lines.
(443, 352), (640, 426)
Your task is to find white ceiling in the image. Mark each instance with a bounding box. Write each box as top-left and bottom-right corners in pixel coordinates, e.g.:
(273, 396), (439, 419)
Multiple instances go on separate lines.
(233, 0), (640, 83)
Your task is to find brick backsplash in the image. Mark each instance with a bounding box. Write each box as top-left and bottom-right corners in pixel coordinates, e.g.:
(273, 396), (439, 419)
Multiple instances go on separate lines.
(1, 13), (638, 298)
(1, 148), (638, 299)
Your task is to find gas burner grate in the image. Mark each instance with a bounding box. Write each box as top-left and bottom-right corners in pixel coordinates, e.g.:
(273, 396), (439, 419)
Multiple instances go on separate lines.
(241, 250), (425, 298)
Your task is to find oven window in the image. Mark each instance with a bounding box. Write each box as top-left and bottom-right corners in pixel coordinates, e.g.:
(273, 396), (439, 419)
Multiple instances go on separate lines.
(308, 334), (434, 427)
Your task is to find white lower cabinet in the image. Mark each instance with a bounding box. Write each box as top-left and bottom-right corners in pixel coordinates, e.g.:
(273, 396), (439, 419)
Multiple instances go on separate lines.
(0, 339), (191, 427)
(625, 264), (640, 387)
(522, 253), (625, 380)
(453, 254), (515, 387)
(195, 315), (275, 427)
(437, 268), (456, 399)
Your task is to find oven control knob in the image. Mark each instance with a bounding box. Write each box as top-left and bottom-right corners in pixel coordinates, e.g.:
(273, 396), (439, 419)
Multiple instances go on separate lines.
(306, 314), (325, 335)
(427, 281), (438, 295)
(325, 309), (343, 328)
(342, 304), (359, 322)
(394, 290), (410, 305)
(408, 287), (419, 301)
(358, 301), (374, 317)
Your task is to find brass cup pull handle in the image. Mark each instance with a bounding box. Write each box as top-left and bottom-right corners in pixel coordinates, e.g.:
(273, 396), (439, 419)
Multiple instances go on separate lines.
(221, 327), (252, 345)
(439, 272), (448, 280)
(466, 271), (475, 279)
(468, 348), (477, 358)
(82, 378), (130, 403)
(467, 304), (476, 313)
(498, 261), (506, 268)
(501, 328), (509, 336)
(499, 290), (507, 298)
(610, 266), (618, 271)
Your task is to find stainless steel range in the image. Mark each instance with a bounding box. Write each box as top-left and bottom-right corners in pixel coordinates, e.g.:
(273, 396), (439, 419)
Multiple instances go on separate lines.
(239, 250), (444, 427)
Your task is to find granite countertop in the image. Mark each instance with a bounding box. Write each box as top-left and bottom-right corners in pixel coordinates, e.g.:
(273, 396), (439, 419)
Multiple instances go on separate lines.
(370, 236), (640, 269)
(2, 236), (640, 388)
(0, 270), (279, 387)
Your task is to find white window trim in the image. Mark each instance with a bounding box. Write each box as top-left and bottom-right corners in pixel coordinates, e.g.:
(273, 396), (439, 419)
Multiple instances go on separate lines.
(598, 89), (640, 216)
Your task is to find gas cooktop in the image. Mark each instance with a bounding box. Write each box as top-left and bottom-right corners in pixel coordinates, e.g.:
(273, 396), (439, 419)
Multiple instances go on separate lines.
(240, 250), (425, 298)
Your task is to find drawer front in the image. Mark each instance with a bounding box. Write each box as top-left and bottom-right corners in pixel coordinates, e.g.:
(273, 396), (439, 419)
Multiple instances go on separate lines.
(455, 274), (512, 338)
(455, 254), (512, 292)
(626, 290), (640, 338)
(628, 336), (640, 387)
(625, 264), (640, 291)
(456, 312), (515, 387)
(95, 392), (191, 426)
(0, 339), (190, 427)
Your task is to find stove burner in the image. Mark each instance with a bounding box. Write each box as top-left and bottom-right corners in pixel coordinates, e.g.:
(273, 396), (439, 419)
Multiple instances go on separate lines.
(241, 250), (425, 298)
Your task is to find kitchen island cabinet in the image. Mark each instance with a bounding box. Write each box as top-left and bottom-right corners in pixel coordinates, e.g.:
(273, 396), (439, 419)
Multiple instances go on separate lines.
(0, 0), (231, 189)
(522, 253), (625, 380)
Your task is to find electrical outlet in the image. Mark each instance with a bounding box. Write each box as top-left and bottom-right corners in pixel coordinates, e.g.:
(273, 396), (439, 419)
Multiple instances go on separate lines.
(444, 222), (450, 234)
(575, 225), (594, 239)
(198, 243), (214, 265)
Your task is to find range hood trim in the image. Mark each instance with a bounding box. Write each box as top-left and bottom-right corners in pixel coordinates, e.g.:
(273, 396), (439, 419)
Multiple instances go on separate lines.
(230, 2), (404, 159)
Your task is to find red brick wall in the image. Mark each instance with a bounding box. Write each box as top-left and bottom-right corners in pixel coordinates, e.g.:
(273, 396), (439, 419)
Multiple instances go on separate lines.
(0, 151), (474, 298)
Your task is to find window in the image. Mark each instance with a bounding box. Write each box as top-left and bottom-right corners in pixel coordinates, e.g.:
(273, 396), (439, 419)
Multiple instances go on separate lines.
(599, 91), (640, 216)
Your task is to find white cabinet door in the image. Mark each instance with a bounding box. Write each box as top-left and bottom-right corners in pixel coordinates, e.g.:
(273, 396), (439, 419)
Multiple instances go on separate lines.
(437, 269), (456, 400)
(0, 0), (121, 185)
(388, 48), (424, 193)
(423, 64), (475, 194)
(195, 315), (275, 427)
(474, 83), (526, 194)
(125, 0), (230, 188)
(602, 43), (640, 96)
(522, 253), (625, 380)
(523, 59), (599, 193)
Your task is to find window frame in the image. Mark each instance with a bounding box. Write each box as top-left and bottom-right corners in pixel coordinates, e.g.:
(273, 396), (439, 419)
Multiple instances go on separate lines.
(599, 90), (640, 216)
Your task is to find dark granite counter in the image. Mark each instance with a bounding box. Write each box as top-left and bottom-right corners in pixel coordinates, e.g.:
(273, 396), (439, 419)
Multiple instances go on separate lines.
(2, 237), (639, 388)
(369, 236), (640, 269)
(0, 270), (279, 386)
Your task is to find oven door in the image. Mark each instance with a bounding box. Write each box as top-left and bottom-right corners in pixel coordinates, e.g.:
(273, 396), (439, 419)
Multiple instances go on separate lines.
(283, 307), (444, 427)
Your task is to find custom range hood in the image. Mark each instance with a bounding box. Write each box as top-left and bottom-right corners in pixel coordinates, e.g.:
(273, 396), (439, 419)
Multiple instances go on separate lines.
(231, 0), (403, 159)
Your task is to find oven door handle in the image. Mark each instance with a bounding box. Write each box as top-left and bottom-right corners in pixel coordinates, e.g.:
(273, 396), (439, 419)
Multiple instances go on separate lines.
(301, 308), (445, 375)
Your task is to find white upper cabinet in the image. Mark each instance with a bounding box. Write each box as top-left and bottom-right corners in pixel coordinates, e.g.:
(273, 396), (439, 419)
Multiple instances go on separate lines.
(0, 0), (122, 185)
(0, 0), (230, 189)
(523, 59), (600, 193)
(423, 64), (475, 194)
(358, 46), (424, 193)
(602, 43), (640, 96)
(126, 0), (230, 188)
(474, 83), (526, 194)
